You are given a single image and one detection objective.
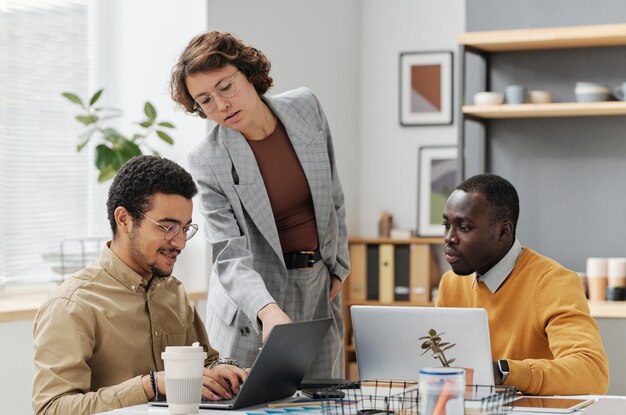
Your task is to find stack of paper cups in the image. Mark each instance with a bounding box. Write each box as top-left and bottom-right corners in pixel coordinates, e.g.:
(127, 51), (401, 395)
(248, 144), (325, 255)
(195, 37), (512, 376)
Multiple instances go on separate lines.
(607, 258), (626, 288)
(586, 258), (608, 302)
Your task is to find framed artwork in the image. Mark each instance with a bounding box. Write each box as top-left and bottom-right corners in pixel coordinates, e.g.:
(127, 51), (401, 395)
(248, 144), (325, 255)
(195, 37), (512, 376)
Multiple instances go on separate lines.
(417, 146), (458, 236)
(399, 51), (453, 126)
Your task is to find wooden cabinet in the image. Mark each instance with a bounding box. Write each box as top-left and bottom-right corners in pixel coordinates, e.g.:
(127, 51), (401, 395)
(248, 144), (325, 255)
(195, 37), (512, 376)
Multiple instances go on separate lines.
(342, 237), (444, 380)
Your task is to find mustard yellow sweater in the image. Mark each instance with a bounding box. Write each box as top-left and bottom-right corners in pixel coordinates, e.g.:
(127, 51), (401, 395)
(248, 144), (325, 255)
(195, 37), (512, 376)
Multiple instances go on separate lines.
(437, 248), (609, 395)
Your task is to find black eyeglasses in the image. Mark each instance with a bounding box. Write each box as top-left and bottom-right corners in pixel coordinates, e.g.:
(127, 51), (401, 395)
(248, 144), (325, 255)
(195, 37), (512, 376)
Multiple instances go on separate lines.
(135, 210), (199, 241)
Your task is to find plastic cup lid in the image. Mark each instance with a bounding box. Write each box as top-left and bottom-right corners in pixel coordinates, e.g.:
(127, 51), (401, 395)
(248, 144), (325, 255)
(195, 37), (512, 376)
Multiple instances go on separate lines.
(161, 342), (207, 359)
(419, 367), (465, 375)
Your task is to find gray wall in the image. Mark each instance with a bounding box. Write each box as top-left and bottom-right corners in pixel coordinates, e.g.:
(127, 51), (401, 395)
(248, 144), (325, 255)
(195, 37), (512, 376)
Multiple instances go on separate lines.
(464, 0), (626, 273)
(464, 0), (626, 395)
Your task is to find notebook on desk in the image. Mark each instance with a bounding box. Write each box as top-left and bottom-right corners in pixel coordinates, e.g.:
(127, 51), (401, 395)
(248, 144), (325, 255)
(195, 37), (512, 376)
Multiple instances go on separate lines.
(351, 305), (495, 386)
(151, 318), (332, 410)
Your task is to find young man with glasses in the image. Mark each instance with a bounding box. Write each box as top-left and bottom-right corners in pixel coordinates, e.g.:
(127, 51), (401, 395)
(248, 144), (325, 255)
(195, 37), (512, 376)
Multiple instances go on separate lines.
(32, 156), (247, 415)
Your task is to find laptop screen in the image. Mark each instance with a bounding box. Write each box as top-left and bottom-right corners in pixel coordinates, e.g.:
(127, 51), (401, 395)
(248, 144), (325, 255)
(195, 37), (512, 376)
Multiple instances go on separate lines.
(351, 306), (494, 386)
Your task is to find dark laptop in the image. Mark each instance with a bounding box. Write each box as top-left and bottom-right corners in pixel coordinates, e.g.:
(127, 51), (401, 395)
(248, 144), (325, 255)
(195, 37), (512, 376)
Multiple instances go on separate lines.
(152, 318), (332, 410)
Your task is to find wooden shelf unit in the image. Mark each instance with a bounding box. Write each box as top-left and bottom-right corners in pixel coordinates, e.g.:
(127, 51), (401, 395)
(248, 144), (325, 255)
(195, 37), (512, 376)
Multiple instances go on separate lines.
(458, 23), (626, 175)
(342, 237), (444, 380)
(463, 101), (626, 119)
(458, 23), (626, 52)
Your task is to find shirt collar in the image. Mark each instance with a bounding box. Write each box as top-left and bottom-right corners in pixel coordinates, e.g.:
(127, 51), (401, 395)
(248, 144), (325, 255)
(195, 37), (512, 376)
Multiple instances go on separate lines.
(100, 242), (147, 292)
(473, 238), (523, 293)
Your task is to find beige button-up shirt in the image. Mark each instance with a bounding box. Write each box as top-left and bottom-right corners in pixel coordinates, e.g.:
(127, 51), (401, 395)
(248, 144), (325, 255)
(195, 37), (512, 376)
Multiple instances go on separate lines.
(32, 243), (218, 415)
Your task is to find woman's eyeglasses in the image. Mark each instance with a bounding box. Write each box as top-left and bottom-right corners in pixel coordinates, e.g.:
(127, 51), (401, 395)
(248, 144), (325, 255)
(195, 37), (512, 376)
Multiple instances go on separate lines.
(194, 70), (239, 113)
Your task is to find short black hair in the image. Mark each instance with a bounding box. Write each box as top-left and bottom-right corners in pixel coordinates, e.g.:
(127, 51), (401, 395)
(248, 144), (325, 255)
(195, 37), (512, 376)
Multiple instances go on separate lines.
(456, 173), (519, 234)
(106, 155), (198, 236)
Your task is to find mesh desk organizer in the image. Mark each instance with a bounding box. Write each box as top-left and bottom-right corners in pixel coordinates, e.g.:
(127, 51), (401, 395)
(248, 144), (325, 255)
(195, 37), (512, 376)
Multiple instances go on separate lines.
(318, 380), (516, 415)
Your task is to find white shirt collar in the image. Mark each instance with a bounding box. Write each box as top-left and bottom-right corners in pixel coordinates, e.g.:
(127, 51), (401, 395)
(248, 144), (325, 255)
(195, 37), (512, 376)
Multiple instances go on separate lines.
(472, 238), (523, 293)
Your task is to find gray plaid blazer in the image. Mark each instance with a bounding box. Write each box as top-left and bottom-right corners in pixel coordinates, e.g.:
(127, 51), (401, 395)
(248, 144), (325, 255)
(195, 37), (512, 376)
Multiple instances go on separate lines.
(188, 87), (350, 364)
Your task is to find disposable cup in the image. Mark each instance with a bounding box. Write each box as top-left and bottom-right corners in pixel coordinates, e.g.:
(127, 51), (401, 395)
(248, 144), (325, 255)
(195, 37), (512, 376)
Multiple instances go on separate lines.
(586, 258), (608, 302)
(419, 367), (465, 415)
(161, 343), (207, 415)
(607, 258), (626, 288)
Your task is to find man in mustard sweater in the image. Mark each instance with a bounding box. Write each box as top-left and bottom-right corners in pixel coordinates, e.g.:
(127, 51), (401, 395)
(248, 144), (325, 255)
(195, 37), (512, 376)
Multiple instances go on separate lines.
(437, 173), (608, 395)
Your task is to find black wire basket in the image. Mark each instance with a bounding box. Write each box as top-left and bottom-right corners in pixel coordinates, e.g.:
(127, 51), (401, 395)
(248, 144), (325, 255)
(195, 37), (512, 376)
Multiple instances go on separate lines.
(317, 380), (516, 415)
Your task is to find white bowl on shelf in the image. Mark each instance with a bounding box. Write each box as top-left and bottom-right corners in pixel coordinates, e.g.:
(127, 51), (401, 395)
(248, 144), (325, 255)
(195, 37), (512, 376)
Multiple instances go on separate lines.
(575, 82), (610, 102)
(473, 91), (504, 106)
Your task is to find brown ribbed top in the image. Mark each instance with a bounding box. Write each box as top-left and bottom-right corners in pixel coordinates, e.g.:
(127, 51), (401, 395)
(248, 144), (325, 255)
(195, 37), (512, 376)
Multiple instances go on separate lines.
(246, 120), (318, 252)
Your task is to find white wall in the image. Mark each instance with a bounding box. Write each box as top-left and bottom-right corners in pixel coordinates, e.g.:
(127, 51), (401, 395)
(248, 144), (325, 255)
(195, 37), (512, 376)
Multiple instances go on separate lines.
(358, 0), (465, 236)
(2, 2), (466, 413)
(205, 0), (361, 235)
(0, 2), (210, 413)
(94, 0), (211, 292)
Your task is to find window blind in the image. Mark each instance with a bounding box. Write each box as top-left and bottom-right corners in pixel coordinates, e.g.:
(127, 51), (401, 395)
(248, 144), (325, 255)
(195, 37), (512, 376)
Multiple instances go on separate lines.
(0, 0), (96, 285)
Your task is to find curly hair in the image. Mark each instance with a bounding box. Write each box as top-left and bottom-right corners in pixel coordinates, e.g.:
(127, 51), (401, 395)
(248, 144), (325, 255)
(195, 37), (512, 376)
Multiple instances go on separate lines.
(456, 173), (520, 235)
(106, 155), (198, 237)
(170, 31), (273, 119)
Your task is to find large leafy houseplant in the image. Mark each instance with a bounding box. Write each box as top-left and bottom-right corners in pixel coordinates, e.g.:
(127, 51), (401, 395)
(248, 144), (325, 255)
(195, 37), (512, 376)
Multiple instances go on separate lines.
(62, 89), (176, 182)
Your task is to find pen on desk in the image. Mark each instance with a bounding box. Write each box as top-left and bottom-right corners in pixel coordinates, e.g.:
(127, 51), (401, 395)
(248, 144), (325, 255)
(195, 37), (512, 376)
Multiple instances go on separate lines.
(267, 400), (334, 408)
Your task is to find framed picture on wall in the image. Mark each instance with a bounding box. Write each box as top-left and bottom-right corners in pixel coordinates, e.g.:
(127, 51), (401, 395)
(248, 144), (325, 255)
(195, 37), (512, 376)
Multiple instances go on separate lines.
(399, 51), (453, 126)
(417, 146), (458, 236)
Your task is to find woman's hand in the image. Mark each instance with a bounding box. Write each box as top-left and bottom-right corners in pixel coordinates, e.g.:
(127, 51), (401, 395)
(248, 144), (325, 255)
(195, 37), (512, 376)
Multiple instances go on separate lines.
(201, 364), (248, 401)
(329, 275), (343, 301)
(257, 303), (292, 342)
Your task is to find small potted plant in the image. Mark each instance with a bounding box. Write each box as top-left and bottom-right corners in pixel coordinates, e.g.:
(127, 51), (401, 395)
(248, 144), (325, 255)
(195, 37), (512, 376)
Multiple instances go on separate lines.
(419, 328), (473, 385)
(62, 89), (176, 182)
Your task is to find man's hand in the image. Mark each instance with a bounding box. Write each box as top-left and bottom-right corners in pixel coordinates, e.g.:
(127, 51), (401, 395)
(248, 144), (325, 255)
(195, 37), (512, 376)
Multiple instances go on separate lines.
(329, 275), (343, 301)
(201, 364), (248, 401)
(257, 303), (292, 342)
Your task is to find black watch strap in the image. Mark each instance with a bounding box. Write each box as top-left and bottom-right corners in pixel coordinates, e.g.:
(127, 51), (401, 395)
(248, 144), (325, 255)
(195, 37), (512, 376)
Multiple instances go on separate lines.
(498, 359), (510, 384)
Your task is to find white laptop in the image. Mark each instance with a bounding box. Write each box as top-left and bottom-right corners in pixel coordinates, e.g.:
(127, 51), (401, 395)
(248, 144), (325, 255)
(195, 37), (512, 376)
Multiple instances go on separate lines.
(351, 305), (494, 386)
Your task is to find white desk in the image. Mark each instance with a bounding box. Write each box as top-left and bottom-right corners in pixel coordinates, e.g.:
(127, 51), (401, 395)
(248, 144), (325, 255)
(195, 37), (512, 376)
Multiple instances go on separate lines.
(96, 395), (626, 415)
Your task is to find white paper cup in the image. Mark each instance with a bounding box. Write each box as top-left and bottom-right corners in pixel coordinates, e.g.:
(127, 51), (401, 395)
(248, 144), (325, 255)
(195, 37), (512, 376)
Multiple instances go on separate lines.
(162, 343), (207, 415)
(586, 258), (608, 301)
(607, 258), (626, 288)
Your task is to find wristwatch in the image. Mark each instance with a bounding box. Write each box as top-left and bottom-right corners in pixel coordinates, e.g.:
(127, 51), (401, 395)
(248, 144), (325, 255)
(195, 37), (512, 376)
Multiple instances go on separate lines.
(497, 359), (510, 384)
(209, 357), (240, 369)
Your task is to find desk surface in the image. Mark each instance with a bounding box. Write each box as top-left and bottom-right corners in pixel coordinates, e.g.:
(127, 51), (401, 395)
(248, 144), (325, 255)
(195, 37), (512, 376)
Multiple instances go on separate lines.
(95, 395), (626, 415)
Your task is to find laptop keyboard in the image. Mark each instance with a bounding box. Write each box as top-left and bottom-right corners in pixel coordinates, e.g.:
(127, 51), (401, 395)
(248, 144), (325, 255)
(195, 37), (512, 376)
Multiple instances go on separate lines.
(201, 395), (237, 405)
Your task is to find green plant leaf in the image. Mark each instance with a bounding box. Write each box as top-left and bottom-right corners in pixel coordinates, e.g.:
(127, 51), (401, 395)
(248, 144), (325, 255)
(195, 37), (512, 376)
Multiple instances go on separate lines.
(119, 139), (142, 160)
(95, 144), (116, 171)
(89, 89), (104, 106)
(144, 101), (157, 120)
(156, 130), (174, 145)
(103, 128), (124, 144)
(428, 329), (437, 336)
(62, 92), (84, 107)
(157, 121), (175, 129)
(79, 127), (96, 140)
(139, 120), (153, 128)
(76, 115), (98, 125)
(98, 166), (117, 182)
(76, 138), (90, 152)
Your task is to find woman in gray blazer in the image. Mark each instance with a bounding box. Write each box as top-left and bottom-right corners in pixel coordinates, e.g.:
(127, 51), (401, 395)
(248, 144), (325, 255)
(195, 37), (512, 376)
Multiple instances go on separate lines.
(170, 32), (350, 378)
